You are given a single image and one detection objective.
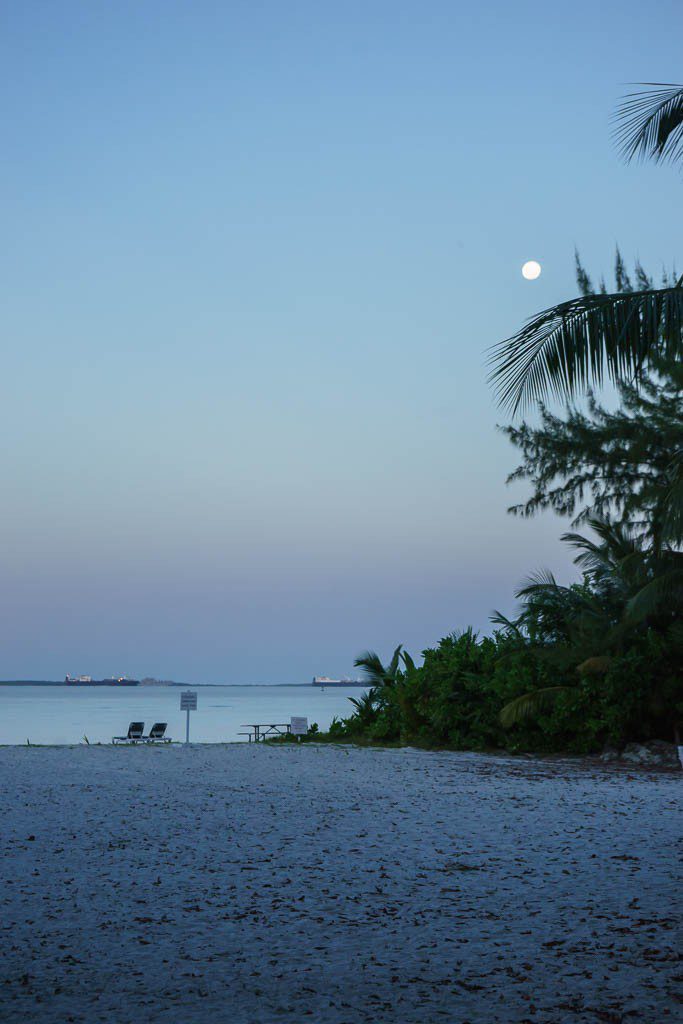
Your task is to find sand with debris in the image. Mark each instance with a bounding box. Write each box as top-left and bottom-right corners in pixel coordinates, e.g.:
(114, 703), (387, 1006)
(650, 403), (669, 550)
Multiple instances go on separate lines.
(0, 744), (680, 1023)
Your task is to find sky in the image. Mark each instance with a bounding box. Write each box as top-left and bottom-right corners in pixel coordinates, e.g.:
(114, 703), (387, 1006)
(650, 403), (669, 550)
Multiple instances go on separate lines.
(1, 1), (681, 682)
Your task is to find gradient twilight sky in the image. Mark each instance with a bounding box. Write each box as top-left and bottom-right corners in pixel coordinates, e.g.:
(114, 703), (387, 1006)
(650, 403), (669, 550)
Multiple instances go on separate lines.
(1, 1), (680, 682)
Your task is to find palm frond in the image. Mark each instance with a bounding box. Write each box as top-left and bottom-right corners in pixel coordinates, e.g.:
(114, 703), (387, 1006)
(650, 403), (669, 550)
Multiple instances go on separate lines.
(560, 530), (606, 571)
(354, 650), (388, 684)
(561, 517), (640, 573)
(348, 688), (378, 712)
(400, 650), (417, 673)
(387, 644), (403, 680)
(354, 646), (403, 686)
(582, 515), (638, 554)
(499, 686), (573, 728)
(613, 83), (683, 166)
(490, 609), (525, 640)
(488, 287), (683, 414)
(513, 568), (561, 601)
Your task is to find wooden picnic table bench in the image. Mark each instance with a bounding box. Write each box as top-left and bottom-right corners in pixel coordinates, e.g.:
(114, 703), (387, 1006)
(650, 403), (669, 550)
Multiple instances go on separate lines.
(240, 723), (292, 743)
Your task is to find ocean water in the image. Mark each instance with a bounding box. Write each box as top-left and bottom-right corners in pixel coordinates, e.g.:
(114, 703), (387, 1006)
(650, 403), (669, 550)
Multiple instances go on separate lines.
(0, 685), (368, 745)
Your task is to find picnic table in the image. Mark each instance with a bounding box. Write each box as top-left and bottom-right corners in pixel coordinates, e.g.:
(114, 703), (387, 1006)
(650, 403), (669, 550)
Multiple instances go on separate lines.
(239, 723), (292, 743)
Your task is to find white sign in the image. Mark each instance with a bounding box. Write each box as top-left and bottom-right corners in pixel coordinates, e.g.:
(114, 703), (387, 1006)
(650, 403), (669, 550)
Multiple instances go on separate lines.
(180, 691), (197, 711)
(290, 716), (308, 736)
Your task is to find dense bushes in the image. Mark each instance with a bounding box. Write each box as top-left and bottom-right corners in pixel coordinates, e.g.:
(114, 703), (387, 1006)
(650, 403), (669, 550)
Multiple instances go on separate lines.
(325, 625), (682, 754)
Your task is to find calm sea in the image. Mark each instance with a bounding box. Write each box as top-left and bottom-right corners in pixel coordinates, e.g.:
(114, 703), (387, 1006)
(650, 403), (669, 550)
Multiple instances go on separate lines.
(0, 685), (367, 745)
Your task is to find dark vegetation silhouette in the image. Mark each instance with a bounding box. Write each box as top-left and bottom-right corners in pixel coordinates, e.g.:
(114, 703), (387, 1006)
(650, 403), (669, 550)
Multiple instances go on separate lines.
(321, 86), (683, 755)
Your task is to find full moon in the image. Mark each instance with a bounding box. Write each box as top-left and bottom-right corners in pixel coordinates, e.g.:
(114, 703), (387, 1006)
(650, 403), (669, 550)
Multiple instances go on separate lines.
(522, 260), (542, 280)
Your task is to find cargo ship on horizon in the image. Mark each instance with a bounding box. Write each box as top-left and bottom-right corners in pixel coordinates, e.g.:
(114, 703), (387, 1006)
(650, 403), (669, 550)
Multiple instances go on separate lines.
(65, 675), (140, 687)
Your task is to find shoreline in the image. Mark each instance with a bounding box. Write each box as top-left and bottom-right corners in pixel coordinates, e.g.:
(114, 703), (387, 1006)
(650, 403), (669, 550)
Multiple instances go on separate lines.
(2, 738), (679, 774)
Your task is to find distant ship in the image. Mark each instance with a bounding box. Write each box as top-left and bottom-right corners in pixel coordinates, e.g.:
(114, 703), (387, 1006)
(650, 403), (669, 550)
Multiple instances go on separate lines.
(65, 675), (140, 687)
(311, 676), (367, 688)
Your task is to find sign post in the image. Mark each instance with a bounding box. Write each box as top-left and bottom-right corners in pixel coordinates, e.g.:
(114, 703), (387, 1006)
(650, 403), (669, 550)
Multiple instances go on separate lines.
(180, 690), (198, 744)
(290, 716), (308, 743)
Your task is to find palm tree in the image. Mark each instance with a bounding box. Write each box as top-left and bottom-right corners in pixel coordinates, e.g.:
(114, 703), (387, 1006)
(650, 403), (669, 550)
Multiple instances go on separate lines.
(489, 83), (683, 416)
(347, 689), (380, 726)
(498, 515), (683, 727)
(354, 645), (413, 687)
(353, 645), (421, 732)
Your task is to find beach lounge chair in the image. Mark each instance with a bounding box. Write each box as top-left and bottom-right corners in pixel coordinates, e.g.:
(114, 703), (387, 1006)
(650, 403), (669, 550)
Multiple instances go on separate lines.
(112, 722), (145, 745)
(144, 722), (171, 744)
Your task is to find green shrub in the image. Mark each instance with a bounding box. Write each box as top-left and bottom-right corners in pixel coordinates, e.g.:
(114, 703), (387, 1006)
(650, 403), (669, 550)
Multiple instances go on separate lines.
(321, 625), (681, 754)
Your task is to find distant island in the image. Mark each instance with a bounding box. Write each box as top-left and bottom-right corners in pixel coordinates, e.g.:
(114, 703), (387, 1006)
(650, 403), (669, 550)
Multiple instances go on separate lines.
(139, 677), (185, 687)
(0, 678), (316, 687)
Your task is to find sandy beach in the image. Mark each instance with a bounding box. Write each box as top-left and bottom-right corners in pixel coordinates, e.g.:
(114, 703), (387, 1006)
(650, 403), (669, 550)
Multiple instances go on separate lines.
(1, 744), (680, 1024)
